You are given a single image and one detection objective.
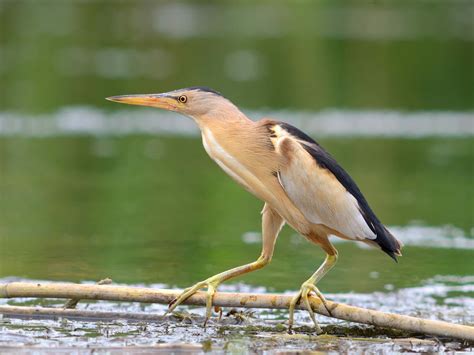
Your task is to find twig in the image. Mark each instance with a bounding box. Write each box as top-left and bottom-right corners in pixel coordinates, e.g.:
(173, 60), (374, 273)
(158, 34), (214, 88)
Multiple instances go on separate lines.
(0, 281), (473, 340)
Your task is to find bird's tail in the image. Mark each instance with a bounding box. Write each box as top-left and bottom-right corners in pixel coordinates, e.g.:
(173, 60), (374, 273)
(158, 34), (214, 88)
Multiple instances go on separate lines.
(375, 226), (403, 262)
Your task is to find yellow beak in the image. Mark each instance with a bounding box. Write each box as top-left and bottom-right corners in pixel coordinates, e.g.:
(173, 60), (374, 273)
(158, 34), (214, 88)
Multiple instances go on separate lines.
(106, 94), (178, 111)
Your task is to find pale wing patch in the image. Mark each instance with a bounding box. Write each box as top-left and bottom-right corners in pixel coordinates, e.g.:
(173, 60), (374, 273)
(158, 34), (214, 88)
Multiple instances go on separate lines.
(276, 137), (376, 241)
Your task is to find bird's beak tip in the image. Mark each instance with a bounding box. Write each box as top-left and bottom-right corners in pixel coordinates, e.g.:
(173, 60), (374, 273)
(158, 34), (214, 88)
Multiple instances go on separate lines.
(106, 96), (121, 103)
(105, 95), (141, 105)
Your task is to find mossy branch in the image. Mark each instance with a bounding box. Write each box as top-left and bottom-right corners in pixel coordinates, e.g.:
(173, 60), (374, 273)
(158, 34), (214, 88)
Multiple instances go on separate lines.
(0, 281), (472, 341)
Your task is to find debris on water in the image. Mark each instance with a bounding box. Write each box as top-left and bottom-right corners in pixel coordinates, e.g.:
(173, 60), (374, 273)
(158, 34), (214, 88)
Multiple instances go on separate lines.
(225, 309), (256, 324)
(170, 311), (196, 324)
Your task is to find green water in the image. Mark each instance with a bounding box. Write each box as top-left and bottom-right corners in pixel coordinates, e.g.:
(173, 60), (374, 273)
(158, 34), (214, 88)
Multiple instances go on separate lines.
(1, 135), (472, 293)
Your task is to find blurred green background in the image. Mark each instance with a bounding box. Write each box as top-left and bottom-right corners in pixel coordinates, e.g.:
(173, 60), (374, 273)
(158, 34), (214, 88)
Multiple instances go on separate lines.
(0, 0), (472, 293)
(1, 0), (472, 112)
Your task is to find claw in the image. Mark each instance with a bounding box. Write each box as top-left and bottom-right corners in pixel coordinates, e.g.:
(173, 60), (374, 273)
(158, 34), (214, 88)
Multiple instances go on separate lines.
(303, 289), (321, 333)
(288, 282), (327, 334)
(205, 284), (216, 319)
(166, 278), (220, 326)
(288, 292), (300, 332)
(308, 284), (332, 317)
(167, 285), (196, 315)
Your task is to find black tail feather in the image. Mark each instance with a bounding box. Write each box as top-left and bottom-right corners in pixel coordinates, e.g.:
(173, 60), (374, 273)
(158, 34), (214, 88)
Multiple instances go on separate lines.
(375, 225), (403, 262)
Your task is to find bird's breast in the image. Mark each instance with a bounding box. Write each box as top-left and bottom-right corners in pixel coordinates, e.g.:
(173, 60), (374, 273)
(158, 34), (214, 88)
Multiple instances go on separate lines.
(200, 126), (312, 232)
(201, 128), (256, 192)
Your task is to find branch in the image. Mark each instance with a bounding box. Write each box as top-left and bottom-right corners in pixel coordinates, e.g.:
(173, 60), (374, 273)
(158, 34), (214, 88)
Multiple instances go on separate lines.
(63, 278), (112, 309)
(0, 282), (472, 340)
(0, 305), (168, 322)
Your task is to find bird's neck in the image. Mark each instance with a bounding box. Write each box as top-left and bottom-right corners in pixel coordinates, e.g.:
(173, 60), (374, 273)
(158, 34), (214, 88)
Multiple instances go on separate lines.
(191, 103), (254, 131)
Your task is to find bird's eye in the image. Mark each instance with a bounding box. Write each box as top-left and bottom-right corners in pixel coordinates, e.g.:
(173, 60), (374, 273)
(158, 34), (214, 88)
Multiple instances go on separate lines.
(178, 95), (187, 103)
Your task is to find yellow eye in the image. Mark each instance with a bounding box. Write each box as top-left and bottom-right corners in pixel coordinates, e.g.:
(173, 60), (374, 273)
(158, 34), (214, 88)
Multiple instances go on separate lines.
(178, 95), (187, 103)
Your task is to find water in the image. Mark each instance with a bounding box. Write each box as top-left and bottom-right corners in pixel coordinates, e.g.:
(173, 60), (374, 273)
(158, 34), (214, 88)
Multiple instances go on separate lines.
(0, 0), (473, 352)
(1, 108), (473, 137)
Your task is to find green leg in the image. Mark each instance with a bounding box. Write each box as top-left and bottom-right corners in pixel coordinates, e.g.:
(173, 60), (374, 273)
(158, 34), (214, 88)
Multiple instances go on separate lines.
(288, 253), (338, 333)
(167, 255), (270, 322)
(167, 204), (284, 325)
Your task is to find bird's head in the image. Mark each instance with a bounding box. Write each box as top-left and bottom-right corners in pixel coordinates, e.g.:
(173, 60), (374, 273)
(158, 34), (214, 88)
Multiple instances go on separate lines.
(107, 87), (239, 121)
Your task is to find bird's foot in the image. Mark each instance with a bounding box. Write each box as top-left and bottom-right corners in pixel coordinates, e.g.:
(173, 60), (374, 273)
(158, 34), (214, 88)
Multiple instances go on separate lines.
(288, 282), (330, 334)
(167, 276), (221, 326)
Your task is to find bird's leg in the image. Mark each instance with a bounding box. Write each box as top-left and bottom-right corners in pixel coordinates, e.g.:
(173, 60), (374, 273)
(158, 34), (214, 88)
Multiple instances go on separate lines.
(288, 251), (338, 333)
(167, 203), (284, 324)
(167, 255), (269, 323)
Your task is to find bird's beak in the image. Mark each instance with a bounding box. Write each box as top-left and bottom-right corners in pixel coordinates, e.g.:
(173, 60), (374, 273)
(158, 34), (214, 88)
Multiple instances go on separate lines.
(106, 94), (177, 111)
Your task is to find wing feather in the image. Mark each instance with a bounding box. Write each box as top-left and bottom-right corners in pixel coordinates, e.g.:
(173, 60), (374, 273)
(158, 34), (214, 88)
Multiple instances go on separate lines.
(276, 136), (376, 240)
(272, 122), (402, 259)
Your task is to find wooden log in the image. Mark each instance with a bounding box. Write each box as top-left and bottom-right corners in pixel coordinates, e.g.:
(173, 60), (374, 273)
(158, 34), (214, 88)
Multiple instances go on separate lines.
(63, 278), (113, 309)
(0, 281), (473, 341)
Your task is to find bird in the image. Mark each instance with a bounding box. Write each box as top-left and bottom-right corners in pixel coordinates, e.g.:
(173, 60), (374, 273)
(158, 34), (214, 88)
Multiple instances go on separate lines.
(106, 87), (402, 332)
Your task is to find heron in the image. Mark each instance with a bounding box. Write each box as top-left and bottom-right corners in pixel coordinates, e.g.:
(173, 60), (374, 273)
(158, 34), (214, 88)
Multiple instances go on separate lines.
(107, 87), (402, 332)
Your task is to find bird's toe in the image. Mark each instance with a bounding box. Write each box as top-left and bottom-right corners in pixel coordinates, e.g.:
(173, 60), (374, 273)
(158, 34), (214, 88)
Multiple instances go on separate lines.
(287, 282), (329, 333)
(166, 277), (221, 326)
